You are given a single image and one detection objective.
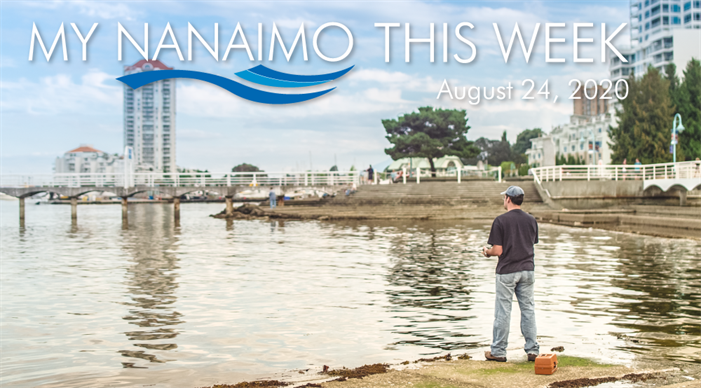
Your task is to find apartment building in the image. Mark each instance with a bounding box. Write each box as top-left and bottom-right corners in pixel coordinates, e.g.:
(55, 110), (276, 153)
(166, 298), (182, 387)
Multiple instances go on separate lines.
(54, 145), (123, 174)
(123, 60), (176, 173)
(610, 0), (701, 81)
(527, 93), (615, 167)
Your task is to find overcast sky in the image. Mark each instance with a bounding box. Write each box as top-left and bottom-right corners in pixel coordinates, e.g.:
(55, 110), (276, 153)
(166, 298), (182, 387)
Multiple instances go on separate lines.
(1, 0), (632, 173)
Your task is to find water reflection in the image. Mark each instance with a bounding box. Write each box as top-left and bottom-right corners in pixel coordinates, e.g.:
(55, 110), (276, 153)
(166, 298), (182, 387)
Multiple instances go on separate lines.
(2, 204), (700, 388)
(120, 205), (183, 367)
(385, 226), (478, 350)
(608, 236), (701, 361)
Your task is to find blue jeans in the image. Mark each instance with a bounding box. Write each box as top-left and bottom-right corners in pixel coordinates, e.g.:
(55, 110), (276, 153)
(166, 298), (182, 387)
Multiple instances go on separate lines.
(491, 270), (539, 357)
(270, 197), (276, 209)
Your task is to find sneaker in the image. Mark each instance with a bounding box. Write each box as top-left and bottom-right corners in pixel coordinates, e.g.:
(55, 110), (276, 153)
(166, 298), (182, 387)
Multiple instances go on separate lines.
(528, 354), (538, 362)
(484, 351), (506, 362)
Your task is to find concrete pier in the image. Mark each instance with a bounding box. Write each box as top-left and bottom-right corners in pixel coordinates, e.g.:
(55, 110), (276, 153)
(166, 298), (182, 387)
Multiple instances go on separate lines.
(70, 198), (77, 221)
(680, 190), (687, 206)
(225, 197), (234, 217)
(173, 197), (180, 221)
(19, 197), (25, 225)
(122, 198), (128, 222)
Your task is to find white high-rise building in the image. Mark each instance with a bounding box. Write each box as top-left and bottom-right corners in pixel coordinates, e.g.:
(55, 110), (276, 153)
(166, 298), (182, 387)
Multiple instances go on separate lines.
(610, 0), (701, 81)
(123, 60), (176, 173)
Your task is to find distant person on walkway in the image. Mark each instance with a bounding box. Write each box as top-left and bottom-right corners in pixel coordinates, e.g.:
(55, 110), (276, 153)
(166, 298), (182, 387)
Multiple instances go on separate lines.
(367, 165), (374, 184)
(598, 159), (604, 178)
(269, 187), (276, 209)
(634, 158), (642, 179)
(482, 186), (540, 363)
(394, 169), (404, 183)
(622, 158), (627, 181)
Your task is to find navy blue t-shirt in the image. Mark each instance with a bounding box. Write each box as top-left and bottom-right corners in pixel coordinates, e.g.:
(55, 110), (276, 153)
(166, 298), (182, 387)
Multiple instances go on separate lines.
(487, 209), (539, 274)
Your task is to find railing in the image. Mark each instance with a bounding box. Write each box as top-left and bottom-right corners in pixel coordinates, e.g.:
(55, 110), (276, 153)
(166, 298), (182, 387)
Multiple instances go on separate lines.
(532, 161), (701, 183)
(360, 166), (502, 185)
(0, 171), (360, 188)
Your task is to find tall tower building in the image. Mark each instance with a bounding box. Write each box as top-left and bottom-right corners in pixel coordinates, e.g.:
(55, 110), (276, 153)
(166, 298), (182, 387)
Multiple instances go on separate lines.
(123, 60), (176, 173)
(610, 0), (700, 82)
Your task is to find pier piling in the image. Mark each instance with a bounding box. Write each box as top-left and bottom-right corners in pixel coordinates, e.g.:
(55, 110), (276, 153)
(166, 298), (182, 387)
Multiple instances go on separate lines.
(70, 198), (77, 222)
(174, 197), (180, 221)
(680, 190), (687, 206)
(19, 197), (25, 223)
(225, 197), (234, 217)
(122, 198), (128, 222)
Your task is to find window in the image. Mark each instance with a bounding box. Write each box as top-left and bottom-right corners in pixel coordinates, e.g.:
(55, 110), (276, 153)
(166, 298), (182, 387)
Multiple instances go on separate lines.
(645, 21), (651, 29)
(673, 4), (681, 12)
(696, 12), (701, 19)
(685, 13), (692, 22)
(571, 145), (575, 151)
(663, 16), (670, 24)
(598, 128), (602, 133)
(646, 10), (650, 18)
(673, 16), (682, 23)
(645, 0), (649, 6)
(663, 4), (669, 11)
(564, 147), (567, 153)
(685, 1), (691, 10)
(580, 144), (584, 150)
(651, 17), (661, 27)
(696, 1), (701, 8)
(651, 5), (660, 15)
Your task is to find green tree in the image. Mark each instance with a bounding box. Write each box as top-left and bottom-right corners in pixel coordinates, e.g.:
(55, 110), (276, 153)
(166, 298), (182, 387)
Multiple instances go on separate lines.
(383, 106), (479, 177)
(231, 163), (265, 178)
(610, 66), (682, 164)
(512, 128), (543, 164)
(666, 62), (680, 111)
(676, 59), (701, 160)
(232, 163), (262, 173)
(500, 161), (516, 176)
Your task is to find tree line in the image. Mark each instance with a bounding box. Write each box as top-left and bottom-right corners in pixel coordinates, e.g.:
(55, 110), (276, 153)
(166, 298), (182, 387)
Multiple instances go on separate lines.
(610, 59), (700, 163)
(382, 106), (542, 176)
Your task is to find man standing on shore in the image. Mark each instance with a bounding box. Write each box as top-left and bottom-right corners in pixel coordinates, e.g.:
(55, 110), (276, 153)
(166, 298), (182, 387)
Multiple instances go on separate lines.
(269, 187), (277, 209)
(482, 186), (539, 362)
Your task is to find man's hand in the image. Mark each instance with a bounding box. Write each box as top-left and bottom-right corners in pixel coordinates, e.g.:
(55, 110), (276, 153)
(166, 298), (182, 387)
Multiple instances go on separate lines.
(483, 245), (503, 258)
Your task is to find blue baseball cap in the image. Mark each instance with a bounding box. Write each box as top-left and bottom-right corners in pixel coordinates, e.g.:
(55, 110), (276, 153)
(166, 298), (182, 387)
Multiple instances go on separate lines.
(500, 186), (525, 197)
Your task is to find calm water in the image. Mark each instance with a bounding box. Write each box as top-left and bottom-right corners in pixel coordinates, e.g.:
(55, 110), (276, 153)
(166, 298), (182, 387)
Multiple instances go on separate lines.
(1, 202), (700, 387)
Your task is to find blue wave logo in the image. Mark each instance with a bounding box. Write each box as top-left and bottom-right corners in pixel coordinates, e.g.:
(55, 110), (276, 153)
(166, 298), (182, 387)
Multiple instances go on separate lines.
(116, 65), (354, 105)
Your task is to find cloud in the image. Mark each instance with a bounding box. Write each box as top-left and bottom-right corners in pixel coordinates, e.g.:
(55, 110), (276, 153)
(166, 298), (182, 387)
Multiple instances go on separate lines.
(179, 129), (224, 140)
(0, 70), (121, 115)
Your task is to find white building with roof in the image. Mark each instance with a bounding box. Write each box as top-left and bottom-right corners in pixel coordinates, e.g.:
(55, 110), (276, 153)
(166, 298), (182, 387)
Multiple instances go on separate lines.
(526, 136), (556, 168)
(386, 156), (463, 174)
(54, 145), (123, 174)
(610, 0), (700, 82)
(124, 60), (176, 173)
(527, 112), (615, 168)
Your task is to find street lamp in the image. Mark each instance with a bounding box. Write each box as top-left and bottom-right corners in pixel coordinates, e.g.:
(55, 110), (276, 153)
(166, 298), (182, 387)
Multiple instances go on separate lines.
(672, 113), (685, 163)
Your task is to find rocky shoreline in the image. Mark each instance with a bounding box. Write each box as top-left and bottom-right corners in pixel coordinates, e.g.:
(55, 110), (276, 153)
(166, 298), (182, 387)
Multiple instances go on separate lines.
(198, 353), (699, 388)
(210, 203), (701, 240)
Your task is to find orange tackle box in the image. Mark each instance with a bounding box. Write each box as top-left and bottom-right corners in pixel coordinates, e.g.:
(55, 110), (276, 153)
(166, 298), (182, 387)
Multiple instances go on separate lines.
(534, 354), (558, 375)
